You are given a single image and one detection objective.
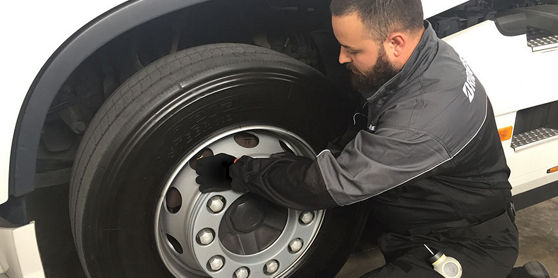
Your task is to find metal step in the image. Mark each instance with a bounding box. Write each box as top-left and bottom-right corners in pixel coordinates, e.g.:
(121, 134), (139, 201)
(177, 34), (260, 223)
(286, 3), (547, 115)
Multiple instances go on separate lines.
(527, 27), (558, 52)
(511, 127), (558, 151)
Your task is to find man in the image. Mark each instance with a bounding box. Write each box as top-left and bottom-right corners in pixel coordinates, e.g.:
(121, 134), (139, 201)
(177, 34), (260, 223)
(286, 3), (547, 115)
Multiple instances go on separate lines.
(194, 0), (532, 277)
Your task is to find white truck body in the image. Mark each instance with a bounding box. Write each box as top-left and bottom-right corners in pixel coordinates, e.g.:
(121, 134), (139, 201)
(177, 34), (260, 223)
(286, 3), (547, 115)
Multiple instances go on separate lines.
(0, 0), (126, 204)
(444, 21), (558, 195)
(1, 0), (557, 276)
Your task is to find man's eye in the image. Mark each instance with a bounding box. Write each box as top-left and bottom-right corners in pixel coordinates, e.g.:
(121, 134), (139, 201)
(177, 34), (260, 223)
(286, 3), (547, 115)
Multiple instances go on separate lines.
(341, 46), (359, 55)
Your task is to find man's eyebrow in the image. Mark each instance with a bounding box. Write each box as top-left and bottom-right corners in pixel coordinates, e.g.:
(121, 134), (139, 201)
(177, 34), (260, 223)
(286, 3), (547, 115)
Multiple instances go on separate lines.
(340, 44), (356, 50)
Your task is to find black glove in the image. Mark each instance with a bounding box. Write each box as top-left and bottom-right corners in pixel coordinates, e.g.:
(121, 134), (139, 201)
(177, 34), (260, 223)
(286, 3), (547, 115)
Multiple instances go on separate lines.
(229, 153), (338, 210)
(193, 153), (236, 193)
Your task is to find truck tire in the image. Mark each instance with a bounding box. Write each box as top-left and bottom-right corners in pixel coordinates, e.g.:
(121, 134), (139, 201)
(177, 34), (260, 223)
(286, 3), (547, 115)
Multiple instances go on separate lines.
(69, 43), (367, 277)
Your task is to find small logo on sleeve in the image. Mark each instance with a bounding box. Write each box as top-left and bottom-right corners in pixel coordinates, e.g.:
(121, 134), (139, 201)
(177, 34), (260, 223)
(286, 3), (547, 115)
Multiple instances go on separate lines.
(459, 56), (476, 103)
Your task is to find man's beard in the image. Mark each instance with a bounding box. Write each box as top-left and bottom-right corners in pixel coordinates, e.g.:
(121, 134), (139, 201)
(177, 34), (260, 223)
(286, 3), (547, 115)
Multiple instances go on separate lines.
(347, 47), (399, 98)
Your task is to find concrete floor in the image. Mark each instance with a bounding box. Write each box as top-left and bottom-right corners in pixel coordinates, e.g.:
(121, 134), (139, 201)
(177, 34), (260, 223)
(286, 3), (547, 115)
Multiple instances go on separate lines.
(336, 196), (558, 278)
(515, 196), (558, 277)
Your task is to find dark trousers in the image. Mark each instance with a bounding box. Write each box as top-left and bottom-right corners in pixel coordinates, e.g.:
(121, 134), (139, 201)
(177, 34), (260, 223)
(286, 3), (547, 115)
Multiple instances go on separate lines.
(361, 211), (519, 278)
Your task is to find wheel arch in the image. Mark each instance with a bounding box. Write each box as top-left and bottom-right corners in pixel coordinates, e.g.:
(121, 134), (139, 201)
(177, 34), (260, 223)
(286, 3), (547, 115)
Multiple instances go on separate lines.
(10, 0), (215, 197)
(11, 0), (337, 198)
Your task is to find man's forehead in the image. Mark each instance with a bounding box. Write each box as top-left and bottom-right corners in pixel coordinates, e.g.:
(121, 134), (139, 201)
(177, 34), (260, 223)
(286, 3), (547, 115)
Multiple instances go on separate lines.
(332, 13), (363, 31)
(332, 13), (375, 45)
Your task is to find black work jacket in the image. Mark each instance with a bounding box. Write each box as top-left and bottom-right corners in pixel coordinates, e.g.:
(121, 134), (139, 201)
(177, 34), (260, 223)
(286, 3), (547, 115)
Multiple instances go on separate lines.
(230, 22), (512, 233)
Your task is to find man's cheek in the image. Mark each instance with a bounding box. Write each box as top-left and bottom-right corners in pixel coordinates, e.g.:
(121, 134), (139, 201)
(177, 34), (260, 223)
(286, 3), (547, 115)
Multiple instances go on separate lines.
(350, 65), (364, 75)
(346, 63), (358, 74)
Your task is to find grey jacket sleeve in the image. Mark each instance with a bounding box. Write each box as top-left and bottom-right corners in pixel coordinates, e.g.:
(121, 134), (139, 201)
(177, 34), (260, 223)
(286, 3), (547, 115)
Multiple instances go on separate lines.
(316, 127), (450, 206)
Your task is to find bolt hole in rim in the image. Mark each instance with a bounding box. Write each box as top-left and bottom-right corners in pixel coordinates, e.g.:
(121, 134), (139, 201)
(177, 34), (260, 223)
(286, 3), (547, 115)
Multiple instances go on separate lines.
(155, 126), (325, 277)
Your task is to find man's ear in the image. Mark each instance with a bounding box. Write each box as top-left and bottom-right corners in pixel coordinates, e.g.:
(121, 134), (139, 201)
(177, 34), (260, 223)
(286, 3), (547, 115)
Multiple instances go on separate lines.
(384, 32), (410, 69)
(385, 32), (406, 58)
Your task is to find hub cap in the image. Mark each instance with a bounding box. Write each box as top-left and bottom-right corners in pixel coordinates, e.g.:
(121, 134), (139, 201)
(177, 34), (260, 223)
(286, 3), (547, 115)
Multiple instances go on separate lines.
(155, 126), (325, 277)
(219, 194), (288, 255)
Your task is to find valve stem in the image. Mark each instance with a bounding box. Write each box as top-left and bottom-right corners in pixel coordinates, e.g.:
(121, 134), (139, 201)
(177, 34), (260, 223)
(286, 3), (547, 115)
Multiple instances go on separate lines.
(424, 244), (435, 256)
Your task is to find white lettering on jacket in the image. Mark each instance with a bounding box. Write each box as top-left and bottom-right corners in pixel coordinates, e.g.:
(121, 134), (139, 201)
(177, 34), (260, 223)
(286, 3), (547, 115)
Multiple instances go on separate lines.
(459, 56), (476, 103)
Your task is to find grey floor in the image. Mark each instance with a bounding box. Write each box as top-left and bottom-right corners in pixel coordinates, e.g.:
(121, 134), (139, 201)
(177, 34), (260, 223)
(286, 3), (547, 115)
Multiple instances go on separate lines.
(336, 196), (558, 278)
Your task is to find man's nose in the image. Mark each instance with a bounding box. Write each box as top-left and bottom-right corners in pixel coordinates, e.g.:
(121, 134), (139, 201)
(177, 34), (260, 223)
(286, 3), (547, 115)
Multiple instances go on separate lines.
(338, 48), (351, 64)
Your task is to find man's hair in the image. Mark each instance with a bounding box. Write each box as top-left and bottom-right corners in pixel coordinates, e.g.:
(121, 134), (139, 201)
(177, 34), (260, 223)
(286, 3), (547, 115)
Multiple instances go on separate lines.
(330, 0), (424, 41)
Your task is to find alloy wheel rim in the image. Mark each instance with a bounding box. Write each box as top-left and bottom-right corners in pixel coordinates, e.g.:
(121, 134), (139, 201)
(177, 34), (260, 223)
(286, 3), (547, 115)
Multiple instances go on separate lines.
(154, 126), (325, 277)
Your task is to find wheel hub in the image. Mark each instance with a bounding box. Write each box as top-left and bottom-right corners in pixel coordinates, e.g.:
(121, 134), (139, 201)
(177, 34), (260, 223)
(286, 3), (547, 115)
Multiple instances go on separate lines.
(219, 194), (288, 255)
(229, 195), (266, 233)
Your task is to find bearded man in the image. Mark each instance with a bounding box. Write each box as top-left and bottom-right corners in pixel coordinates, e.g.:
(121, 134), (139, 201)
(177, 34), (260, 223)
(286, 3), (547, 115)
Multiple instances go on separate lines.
(192, 0), (543, 277)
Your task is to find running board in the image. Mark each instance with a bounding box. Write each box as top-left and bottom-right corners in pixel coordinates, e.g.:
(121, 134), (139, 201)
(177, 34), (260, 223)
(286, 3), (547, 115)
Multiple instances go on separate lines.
(527, 27), (558, 52)
(511, 128), (558, 151)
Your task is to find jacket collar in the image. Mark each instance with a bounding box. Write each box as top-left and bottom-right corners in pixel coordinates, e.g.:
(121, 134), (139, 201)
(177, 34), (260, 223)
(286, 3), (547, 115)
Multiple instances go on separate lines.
(365, 21), (439, 104)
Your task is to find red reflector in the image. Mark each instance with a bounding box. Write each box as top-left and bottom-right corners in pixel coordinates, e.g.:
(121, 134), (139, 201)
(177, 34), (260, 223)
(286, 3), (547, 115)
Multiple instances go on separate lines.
(498, 126), (513, 141)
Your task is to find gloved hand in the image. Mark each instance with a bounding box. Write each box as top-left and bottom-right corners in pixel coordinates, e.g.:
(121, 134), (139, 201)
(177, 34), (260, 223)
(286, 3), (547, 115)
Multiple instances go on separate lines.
(192, 153), (236, 193)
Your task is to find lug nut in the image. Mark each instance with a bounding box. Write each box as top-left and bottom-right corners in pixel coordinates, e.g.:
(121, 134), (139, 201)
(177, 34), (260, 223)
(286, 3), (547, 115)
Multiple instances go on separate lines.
(207, 195), (226, 213)
(288, 238), (303, 253)
(196, 228), (215, 245)
(234, 267), (250, 278)
(299, 211), (314, 225)
(208, 255), (225, 272)
(264, 260), (279, 275)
